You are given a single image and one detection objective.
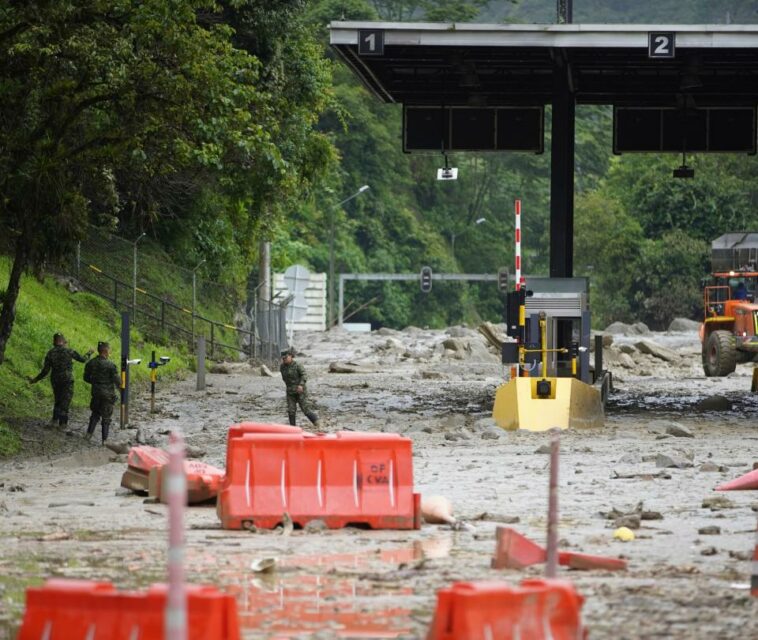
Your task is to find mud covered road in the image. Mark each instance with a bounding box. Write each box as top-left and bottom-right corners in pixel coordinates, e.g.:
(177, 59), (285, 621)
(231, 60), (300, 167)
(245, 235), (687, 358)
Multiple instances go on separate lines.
(1, 325), (757, 639)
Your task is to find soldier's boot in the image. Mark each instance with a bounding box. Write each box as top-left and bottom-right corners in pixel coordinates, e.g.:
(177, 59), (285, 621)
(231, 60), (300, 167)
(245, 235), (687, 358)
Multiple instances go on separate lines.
(59, 417), (68, 429)
(288, 413), (297, 426)
(101, 420), (111, 445)
(85, 414), (98, 441)
(306, 412), (320, 429)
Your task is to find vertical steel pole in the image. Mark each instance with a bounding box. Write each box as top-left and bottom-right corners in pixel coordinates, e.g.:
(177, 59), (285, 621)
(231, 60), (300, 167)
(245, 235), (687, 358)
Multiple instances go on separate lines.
(196, 336), (206, 391)
(132, 242), (137, 320)
(120, 312), (130, 429)
(338, 274), (344, 328)
(253, 295), (258, 360)
(166, 430), (187, 640)
(546, 433), (560, 578)
(328, 211), (335, 328)
(150, 349), (156, 414)
(191, 271), (196, 343)
(515, 199), (523, 290)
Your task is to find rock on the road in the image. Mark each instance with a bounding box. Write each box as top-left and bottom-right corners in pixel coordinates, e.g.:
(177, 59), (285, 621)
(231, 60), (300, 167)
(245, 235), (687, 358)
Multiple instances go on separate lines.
(635, 339), (680, 363)
(668, 317), (701, 332)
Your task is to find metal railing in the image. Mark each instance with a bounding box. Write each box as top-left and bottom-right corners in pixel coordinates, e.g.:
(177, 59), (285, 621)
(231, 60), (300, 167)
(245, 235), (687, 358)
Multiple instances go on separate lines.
(70, 249), (289, 364)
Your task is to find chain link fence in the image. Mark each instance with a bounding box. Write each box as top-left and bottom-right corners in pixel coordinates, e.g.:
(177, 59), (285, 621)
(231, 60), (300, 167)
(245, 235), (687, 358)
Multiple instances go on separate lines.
(70, 226), (289, 363)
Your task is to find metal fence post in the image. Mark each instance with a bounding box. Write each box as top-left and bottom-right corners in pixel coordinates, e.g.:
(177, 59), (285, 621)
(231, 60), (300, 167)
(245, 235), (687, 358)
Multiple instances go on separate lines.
(338, 274), (344, 328)
(210, 323), (215, 360)
(196, 336), (206, 391)
(252, 295), (258, 361)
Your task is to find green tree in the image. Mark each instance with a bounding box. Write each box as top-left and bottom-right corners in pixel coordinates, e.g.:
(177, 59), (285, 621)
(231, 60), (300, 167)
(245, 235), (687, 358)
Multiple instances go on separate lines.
(630, 231), (709, 329)
(0, 0), (275, 363)
(574, 190), (645, 326)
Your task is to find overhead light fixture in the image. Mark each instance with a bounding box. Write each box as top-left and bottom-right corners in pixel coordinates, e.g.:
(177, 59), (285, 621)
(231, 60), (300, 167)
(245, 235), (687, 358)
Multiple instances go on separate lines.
(673, 150), (694, 179)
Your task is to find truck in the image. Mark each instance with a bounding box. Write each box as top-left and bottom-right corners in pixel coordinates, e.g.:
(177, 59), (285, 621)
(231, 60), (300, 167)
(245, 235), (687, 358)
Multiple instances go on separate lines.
(701, 233), (758, 376)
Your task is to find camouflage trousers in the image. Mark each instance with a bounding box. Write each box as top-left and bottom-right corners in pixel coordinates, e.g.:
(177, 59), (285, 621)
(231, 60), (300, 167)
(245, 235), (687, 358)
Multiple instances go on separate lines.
(51, 381), (74, 426)
(286, 390), (319, 426)
(88, 393), (116, 443)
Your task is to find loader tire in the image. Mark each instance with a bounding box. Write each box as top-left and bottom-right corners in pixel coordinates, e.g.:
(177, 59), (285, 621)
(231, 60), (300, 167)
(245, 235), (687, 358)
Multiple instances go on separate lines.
(702, 330), (737, 377)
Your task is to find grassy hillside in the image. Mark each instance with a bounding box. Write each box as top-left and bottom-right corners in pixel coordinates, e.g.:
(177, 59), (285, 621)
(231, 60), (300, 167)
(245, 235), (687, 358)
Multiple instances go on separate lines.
(0, 256), (192, 457)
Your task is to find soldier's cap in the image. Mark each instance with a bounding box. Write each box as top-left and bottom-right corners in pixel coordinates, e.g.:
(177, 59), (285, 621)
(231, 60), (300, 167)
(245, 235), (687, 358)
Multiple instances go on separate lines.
(98, 341), (110, 351)
(53, 333), (65, 344)
(280, 348), (294, 357)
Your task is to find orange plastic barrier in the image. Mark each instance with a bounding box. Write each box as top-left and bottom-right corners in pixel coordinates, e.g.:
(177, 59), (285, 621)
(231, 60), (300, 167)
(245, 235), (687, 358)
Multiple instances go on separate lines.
(716, 468), (758, 491)
(121, 446), (171, 493)
(218, 427), (420, 530)
(149, 460), (225, 504)
(17, 578), (240, 640)
(426, 579), (585, 640)
(492, 527), (627, 571)
(224, 422), (304, 469)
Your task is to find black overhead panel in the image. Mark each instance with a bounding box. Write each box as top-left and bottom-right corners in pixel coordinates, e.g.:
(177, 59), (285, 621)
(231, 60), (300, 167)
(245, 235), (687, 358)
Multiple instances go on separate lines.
(331, 24), (758, 108)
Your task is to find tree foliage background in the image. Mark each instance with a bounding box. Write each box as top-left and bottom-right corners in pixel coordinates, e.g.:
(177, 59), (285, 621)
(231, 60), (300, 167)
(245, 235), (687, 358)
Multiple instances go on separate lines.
(2, 0), (758, 364)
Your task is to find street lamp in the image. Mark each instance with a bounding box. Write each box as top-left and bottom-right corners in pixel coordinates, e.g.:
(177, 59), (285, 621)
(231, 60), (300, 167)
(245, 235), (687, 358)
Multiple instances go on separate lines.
(191, 258), (206, 342)
(329, 185), (369, 328)
(450, 217), (486, 261)
(132, 232), (146, 321)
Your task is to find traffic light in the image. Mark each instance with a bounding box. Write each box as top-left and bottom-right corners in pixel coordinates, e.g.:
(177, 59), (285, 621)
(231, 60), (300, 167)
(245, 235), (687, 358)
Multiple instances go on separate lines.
(420, 266), (433, 293)
(497, 267), (510, 292)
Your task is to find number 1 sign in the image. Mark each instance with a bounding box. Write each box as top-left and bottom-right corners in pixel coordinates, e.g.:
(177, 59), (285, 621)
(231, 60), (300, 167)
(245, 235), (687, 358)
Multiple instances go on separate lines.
(358, 29), (384, 56)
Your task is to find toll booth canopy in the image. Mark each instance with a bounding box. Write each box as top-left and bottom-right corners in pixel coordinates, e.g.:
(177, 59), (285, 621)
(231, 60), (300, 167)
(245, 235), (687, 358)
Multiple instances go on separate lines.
(330, 22), (758, 276)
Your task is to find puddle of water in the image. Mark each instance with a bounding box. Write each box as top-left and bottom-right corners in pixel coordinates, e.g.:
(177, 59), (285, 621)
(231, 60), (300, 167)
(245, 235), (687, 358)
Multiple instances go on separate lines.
(208, 537), (452, 639)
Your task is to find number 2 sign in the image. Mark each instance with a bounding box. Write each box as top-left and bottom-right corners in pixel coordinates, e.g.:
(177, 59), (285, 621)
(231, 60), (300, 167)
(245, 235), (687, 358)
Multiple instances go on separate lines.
(358, 29), (384, 56)
(649, 32), (675, 58)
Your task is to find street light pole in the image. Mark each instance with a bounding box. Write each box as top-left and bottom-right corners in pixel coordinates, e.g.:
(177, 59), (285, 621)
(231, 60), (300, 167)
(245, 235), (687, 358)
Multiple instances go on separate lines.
(191, 258), (206, 343)
(132, 232), (146, 323)
(328, 185), (369, 328)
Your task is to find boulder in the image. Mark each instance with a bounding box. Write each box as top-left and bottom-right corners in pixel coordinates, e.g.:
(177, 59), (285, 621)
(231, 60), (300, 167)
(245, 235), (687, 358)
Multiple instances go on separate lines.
(618, 353), (636, 369)
(446, 326), (474, 338)
(656, 451), (694, 469)
(635, 339), (679, 363)
(605, 321), (651, 336)
(619, 344), (637, 355)
(665, 423), (694, 438)
(668, 317), (701, 332)
(442, 337), (469, 352)
(696, 395), (733, 412)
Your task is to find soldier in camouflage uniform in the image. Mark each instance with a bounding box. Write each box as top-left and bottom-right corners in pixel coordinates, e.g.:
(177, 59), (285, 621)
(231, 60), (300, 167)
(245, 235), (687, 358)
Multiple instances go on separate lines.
(280, 349), (320, 427)
(83, 342), (120, 444)
(29, 333), (93, 428)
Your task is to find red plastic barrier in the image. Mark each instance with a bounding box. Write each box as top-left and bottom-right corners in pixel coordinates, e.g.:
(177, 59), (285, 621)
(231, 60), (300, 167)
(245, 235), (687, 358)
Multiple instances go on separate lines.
(149, 460), (225, 504)
(218, 428), (419, 529)
(121, 446), (171, 493)
(716, 468), (758, 491)
(17, 579), (240, 640)
(426, 579), (585, 640)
